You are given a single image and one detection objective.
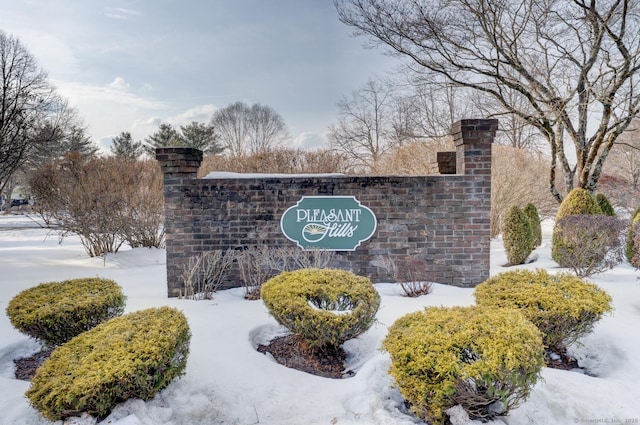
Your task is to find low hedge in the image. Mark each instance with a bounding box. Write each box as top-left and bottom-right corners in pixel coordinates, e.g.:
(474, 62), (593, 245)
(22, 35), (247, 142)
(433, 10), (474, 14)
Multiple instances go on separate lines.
(26, 306), (191, 421)
(474, 269), (612, 353)
(6, 277), (126, 347)
(260, 268), (380, 349)
(383, 306), (544, 424)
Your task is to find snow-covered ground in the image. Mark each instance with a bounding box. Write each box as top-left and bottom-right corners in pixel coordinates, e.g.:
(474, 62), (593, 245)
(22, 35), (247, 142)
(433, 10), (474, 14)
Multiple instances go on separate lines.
(0, 214), (638, 425)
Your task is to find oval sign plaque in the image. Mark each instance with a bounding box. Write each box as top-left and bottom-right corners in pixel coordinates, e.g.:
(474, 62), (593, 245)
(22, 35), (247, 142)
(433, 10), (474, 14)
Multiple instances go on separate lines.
(280, 196), (377, 251)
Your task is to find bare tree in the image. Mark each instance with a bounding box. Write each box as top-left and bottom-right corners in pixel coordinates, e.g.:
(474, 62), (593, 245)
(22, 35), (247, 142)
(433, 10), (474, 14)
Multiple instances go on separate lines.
(335, 0), (640, 202)
(328, 78), (396, 171)
(605, 120), (640, 189)
(0, 30), (73, 195)
(211, 101), (289, 156)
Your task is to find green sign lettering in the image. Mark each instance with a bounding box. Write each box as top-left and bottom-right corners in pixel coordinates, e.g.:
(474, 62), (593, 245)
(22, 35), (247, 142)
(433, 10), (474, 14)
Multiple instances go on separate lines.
(280, 196), (377, 251)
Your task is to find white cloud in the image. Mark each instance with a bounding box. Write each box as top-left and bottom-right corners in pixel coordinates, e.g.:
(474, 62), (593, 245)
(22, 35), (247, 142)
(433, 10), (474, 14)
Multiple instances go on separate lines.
(53, 79), (169, 148)
(103, 7), (142, 20)
(107, 77), (130, 91)
(291, 132), (329, 150)
(167, 104), (218, 127)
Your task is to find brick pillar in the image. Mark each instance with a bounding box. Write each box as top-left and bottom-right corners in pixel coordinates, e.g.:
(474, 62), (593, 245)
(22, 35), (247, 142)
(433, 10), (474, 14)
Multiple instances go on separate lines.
(436, 151), (457, 174)
(450, 119), (497, 286)
(451, 119), (497, 176)
(156, 148), (203, 297)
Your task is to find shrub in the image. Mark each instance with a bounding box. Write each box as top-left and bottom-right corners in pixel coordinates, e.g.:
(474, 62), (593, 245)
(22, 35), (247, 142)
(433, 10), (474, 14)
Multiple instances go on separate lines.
(383, 306), (544, 424)
(6, 277), (126, 347)
(626, 213), (640, 266)
(551, 215), (624, 276)
(381, 255), (433, 297)
(181, 250), (238, 300)
(29, 155), (165, 257)
(26, 307), (190, 421)
(474, 269), (613, 354)
(260, 268), (380, 349)
(238, 246), (281, 300)
(596, 193), (616, 216)
(523, 203), (542, 247)
(555, 188), (603, 221)
(502, 205), (534, 265)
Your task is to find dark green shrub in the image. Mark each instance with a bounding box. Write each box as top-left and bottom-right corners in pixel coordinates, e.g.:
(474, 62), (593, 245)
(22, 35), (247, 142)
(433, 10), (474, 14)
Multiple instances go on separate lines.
(6, 277), (126, 347)
(552, 215), (624, 276)
(260, 268), (380, 349)
(555, 188), (603, 221)
(383, 306), (544, 424)
(502, 205), (534, 265)
(523, 203), (542, 247)
(595, 193), (616, 216)
(474, 269), (612, 355)
(26, 307), (190, 421)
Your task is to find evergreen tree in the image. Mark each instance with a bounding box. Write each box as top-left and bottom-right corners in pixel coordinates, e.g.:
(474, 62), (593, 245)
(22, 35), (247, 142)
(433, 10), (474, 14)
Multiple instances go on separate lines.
(61, 126), (99, 158)
(180, 121), (224, 154)
(143, 123), (182, 156)
(110, 131), (144, 160)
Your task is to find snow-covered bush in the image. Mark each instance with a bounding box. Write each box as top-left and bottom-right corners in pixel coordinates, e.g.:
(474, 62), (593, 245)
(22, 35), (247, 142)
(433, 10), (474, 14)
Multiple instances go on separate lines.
(26, 307), (190, 421)
(523, 203), (542, 247)
(260, 268), (380, 349)
(551, 214), (624, 276)
(6, 277), (126, 347)
(383, 306), (544, 424)
(502, 205), (534, 265)
(474, 269), (612, 355)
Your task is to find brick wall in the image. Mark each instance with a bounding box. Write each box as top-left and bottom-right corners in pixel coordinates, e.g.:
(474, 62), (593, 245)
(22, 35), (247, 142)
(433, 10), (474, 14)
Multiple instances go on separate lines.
(157, 119), (497, 297)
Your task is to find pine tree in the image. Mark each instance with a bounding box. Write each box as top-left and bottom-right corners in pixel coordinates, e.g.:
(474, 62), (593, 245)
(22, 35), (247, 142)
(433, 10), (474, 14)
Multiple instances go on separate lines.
(110, 131), (144, 160)
(143, 123), (182, 157)
(61, 126), (99, 158)
(180, 121), (224, 154)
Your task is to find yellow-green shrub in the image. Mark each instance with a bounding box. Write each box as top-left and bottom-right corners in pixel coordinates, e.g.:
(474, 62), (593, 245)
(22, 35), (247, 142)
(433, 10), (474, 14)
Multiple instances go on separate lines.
(555, 188), (603, 221)
(383, 306), (544, 424)
(523, 203), (542, 247)
(502, 205), (534, 265)
(26, 306), (190, 421)
(260, 268), (380, 349)
(474, 269), (612, 353)
(6, 277), (126, 347)
(626, 213), (640, 266)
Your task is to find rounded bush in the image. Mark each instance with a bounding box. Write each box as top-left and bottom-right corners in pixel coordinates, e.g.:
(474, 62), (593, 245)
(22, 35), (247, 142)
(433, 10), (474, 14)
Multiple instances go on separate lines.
(260, 268), (380, 349)
(595, 193), (616, 216)
(502, 205), (534, 265)
(6, 277), (126, 347)
(552, 215), (624, 275)
(26, 307), (191, 421)
(523, 203), (542, 247)
(626, 213), (640, 266)
(383, 306), (544, 424)
(555, 188), (603, 221)
(474, 269), (612, 353)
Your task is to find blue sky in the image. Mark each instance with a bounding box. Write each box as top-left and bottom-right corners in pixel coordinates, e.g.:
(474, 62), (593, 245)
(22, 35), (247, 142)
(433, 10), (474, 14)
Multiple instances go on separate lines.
(1, 1), (400, 151)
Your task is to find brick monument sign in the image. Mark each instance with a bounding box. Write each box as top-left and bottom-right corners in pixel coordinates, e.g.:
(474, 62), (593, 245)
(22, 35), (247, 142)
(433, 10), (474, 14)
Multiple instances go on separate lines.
(156, 119), (497, 297)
